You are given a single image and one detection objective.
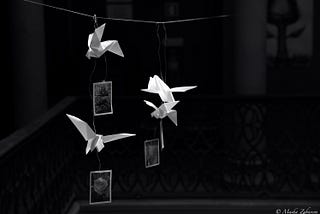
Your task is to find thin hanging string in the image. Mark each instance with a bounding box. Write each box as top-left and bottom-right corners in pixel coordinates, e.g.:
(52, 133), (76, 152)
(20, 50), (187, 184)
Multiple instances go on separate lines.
(96, 150), (102, 170)
(103, 55), (108, 81)
(89, 64), (97, 134)
(24, 0), (230, 24)
(93, 14), (108, 81)
(24, 0), (92, 18)
(94, 14), (108, 81)
(162, 23), (167, 82)
(89, 61), (97, 99)
(92, 15), (101, 170)
(156, 23), (166, 150)
(100, 14), (230, 24)
(153, 121), (158, 138)
(156, 23), (163, 80)
(88, 15), (98, 103)
(90, 15), (98, 134)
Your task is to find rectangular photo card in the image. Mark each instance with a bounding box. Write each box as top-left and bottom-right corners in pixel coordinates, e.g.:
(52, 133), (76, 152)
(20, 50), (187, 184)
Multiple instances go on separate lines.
(89, 170), (112, 205)
(144, 138), (160, 168)
(93, 81), (113, 116)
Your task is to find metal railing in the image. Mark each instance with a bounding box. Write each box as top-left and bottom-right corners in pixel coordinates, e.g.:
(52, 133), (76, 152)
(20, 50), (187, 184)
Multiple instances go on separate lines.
(0, 97), (79, 214)
(1, 95), (319, 213)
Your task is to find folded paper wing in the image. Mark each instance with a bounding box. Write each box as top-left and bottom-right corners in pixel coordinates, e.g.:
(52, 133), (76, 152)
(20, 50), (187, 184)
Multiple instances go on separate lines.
(141, 75), (172, 101)
(86, 24), (105, 59)
(141, 75), (197, 102)
(154, 75), (197, 102)
(101, 40), (124, 57)
(66, 114), (96, 141)
(86, 23), (124, 59)
(88, 133), (135, 154)
(141, 76), (160, 94)
(90, 26), (103, 50)
(170, 86), (197, 92)
(141, 75), (170, 99)
(102, 133), (136, 143)
(95, 23), (105, 41)
(66, 114), (135, 154)
(144, 100), (179, 126)
(144, 100), (158, 110)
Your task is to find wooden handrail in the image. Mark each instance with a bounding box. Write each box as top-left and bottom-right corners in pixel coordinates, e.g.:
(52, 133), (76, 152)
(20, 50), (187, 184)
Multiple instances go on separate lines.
(0, 96), (77, 158)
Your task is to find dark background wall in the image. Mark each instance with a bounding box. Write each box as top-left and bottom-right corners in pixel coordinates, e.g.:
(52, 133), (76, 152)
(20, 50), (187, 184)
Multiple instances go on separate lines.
(2, 0), (319, 139)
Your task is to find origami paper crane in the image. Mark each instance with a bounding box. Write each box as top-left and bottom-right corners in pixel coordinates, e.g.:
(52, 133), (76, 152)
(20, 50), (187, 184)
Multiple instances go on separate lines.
(141, 75), (197, 103)
(66, 114), (135, 154)
(144, 100), (179, 126)
(86, 23), (124, 59)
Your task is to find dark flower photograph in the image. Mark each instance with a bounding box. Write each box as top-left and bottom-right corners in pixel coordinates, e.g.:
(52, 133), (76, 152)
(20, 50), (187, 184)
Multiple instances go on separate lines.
(89, 170), (112, 204)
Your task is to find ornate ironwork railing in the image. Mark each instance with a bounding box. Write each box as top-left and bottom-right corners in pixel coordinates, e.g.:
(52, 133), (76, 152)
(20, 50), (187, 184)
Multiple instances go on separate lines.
(73, 96), (320, 200)
(0, 96), (319, 214)
(0, 97), (80, 214)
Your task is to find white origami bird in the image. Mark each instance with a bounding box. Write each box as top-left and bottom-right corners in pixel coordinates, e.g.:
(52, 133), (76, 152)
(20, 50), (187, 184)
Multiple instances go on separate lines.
(86, 23), (124, 59)
(141, 75), (197, 103)
(144, 100), (179, 126)
(66, 114), (135, 154)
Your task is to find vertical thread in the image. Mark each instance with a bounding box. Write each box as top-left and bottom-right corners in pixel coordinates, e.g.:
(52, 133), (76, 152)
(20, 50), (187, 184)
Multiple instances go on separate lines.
(153, 122), (158, 138)
(88, 61), (96, 100)
(91, 17), (99, 168)
(96, 150), (102, 170)
(162, 23), (167, 82)
(156, 23), (163, 80)
(89, 61), (97, 133)
(104, 55), (108, 81)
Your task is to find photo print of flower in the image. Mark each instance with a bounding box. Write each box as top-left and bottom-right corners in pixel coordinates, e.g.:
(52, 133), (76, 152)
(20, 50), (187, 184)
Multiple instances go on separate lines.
(89, 170), (112, 204)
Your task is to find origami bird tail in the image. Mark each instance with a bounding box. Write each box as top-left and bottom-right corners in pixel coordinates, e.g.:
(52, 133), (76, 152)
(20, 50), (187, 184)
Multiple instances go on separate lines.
(168, 110), (178, 126)
(108, 41), (124, 57)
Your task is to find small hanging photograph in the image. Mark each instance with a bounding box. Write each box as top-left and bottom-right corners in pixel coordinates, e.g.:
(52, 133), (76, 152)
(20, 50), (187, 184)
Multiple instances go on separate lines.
(93, 81), (113, 116)
(89, 170), (112, 205)
(144, 138), (160, 168)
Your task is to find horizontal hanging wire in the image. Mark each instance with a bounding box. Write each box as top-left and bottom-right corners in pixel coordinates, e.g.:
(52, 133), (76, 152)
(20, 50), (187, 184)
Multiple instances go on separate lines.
(24, 0), (230, 24)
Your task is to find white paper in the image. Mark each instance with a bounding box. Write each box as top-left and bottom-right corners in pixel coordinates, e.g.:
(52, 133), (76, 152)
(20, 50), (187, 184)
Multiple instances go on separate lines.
(160, 120), (164, 150)
(66, 114), (135, 154)
(141, 75), (197, 102)
(144, 100), (178, 126)
(86, 23), (124, 59)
